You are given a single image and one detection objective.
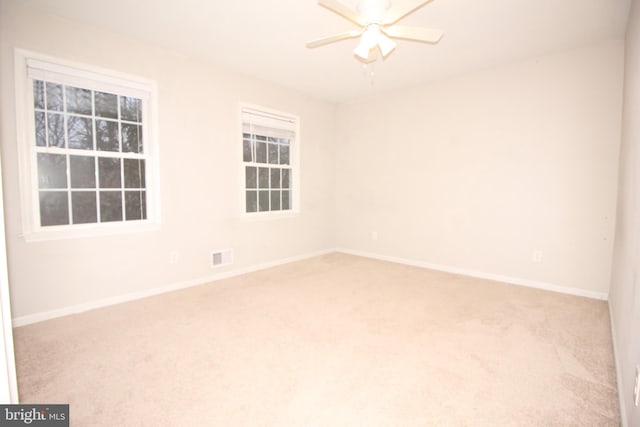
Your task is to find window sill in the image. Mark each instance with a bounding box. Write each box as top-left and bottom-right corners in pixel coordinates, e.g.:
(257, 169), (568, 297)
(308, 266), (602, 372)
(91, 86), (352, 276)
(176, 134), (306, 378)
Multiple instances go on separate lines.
(240, 211), (299, 222)
(21, 221), (160, 242)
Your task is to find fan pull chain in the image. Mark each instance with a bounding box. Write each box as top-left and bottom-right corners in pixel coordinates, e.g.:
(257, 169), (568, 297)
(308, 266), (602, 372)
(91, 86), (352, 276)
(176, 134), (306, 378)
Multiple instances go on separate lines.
(362, 61), (376, 86)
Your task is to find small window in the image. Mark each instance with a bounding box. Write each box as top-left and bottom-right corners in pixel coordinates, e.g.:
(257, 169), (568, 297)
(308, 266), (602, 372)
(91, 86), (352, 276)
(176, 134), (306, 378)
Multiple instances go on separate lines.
(15, 50), (159, 240)
(242, 106), (298, 215)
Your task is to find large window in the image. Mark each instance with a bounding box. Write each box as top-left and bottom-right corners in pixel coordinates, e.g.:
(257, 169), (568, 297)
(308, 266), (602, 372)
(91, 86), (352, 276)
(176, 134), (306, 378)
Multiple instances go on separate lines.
(15, 50), (159, 240)
(242, 107), (298, 215)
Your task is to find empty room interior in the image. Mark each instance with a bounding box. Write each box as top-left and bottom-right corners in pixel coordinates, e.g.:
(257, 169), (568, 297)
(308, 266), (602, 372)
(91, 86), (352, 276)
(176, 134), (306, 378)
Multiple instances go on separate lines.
(1, 0), (640, 425)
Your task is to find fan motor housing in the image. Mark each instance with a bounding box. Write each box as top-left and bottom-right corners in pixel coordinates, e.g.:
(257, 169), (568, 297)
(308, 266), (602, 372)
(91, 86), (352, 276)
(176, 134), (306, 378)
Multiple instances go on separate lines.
(357, 0), (391, 22)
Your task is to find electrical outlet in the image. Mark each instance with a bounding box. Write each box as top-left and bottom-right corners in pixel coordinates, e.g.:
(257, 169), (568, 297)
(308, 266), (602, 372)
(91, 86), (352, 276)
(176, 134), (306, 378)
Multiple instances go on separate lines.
(371, 231), (378, 241)
(634, 365), (640, 407)
(532, 250), (543, 263)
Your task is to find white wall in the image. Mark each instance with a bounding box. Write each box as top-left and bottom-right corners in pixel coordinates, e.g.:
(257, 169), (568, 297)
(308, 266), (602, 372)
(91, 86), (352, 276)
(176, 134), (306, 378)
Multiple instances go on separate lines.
(336, 41), (624, 296)
(0, 1), (627, 324)
(0, 163), (18, 402)
(610, 0), (640, 424)
(0, 1), (336, 320)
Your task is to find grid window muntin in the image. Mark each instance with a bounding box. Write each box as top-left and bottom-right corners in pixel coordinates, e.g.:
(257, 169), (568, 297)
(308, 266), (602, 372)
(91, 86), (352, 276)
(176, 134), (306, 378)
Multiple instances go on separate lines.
(243, 132), (292, 213)
(241, 107), (296, 215)
(15, 51), (158, 239)
(32, 78), (147, 227)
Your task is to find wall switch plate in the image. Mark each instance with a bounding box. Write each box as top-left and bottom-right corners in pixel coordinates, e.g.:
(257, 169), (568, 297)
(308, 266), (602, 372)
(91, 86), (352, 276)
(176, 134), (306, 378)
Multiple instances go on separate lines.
(634, 365), (640, 407)
(371, 231), (378, 241)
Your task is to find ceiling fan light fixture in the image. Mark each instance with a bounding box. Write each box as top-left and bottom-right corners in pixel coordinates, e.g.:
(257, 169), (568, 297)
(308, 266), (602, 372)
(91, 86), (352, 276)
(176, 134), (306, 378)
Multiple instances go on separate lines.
(354, 24), (380, 59)
(353, 40), (372, 59)
(377, 33), (396, 57)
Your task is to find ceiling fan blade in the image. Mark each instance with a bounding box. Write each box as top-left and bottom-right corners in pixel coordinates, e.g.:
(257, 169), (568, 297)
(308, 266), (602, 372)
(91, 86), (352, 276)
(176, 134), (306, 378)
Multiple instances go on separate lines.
(383, 0), (434, 25)
(318, 0), (365, 25)
(384, 25), (443, 43)
(307, 29), (363, 48)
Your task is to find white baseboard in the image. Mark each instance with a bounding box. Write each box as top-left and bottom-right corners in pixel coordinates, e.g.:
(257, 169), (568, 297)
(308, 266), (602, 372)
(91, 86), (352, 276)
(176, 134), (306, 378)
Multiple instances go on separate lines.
(13, 247), (609, 327)
(336, 248), (609, 301)
(608, 301), (628, 427)
(12, 248), (334, 327)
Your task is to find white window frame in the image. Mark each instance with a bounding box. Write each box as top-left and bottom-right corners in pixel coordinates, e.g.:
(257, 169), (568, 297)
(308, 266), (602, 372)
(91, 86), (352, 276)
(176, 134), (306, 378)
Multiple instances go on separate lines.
(13, 49), (161, 241)
(239, 103), (300, 219)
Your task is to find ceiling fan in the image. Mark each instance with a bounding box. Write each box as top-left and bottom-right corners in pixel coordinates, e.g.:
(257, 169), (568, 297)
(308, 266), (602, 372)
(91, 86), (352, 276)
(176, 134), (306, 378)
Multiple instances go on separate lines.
(307, 0), (443, 62)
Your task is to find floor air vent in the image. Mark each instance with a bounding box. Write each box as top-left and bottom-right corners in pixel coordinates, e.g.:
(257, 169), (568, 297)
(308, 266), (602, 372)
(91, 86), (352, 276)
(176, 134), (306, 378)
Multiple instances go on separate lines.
(211, 249), (233, 268)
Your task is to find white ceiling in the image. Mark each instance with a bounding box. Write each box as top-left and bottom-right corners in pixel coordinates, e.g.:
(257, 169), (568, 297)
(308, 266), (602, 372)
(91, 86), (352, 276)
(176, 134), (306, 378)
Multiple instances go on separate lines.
(22, 0), (631, 103)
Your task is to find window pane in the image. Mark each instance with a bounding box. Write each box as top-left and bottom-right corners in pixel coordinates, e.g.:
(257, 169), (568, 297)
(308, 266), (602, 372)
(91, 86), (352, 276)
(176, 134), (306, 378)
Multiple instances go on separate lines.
(282, 190), (290, 210)
(120, 96), (141, 122)
(71, 191), (97, 224)
(270, 190), (281, 211)
(96, 119), (119, 152)
(98, 158), (121, 188)
(95, 92), (118, 119)
(280, 145), (290, 165)
(67, 116), (93, 150)
(258, 190), (269, 212)
(29, 63), (155, 230)
(35, 111), (46, 147)
(69, 155), (96, 188)
(39, 191), (69, 226)
(256, 141), (267, 163)
(125, 191), (145, 220)
(124, 159), (145, 188)
(245, 166), (257, 189)
(270, 168), (280, 188)
(33, 80), (45, 110)
(258, 167), (269, 189)
(37, 153), (67, 189)
(46, 83), (63, 111)
(282, 169), (290, 189)
(100, 191), (123, 222)
(47, 113), (65, 148)
(268, 143), (278, 164)
(122, 123), (142, 153)
(243, 139), (253, 162)
(140, 191), (148, 219)
(246, 190), (257, 213)
(65, 86), (92, 115)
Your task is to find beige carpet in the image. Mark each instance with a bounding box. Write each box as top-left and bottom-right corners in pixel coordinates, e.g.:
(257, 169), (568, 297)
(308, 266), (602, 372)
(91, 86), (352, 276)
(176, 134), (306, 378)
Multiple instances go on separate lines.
(13, 253), (619, 426)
